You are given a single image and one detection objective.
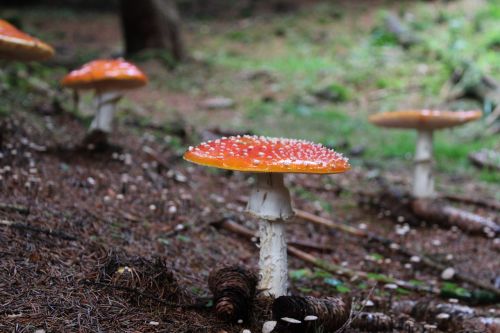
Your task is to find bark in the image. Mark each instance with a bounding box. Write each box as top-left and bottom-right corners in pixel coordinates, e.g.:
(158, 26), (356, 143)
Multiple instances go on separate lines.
(412, 199), (499, 235)
(120, 0), (184, 61)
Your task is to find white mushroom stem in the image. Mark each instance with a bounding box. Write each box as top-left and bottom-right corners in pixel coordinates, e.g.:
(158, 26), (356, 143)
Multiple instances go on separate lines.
(413, 129), (435, 199)
(246, 172), (294, 297)
(90, 91), (122, 134)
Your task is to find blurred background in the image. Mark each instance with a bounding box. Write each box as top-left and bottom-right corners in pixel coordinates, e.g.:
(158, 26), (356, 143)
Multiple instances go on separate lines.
(1, 0), (499, 187)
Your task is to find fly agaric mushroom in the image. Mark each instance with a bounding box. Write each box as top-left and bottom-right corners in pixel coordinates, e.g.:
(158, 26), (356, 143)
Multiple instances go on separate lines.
(369, 110), (482, 198)
(0, 19), (54, 61)
(184, 135), (350, 297)
(61, 59), (147, 142)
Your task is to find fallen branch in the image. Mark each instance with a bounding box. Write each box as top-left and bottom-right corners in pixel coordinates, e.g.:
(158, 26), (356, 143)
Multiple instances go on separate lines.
(359, 187), (499, 236)
(469, 149), (500, 172)
(443, 194), (500, 211)
(0, 203), (30, 214)
(0, 219), (76, 241)
(296, 209), (500, 298)
(412, 199), (499, 235)
(384, 12), (420, 48)
(214, 219), (438, 295)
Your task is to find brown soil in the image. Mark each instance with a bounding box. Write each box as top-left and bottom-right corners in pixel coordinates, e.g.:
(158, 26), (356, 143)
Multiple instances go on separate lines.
(0, 102), (498, 333)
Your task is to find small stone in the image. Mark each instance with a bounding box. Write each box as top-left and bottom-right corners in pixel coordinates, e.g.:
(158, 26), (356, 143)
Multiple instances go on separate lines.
(410, 256), (421, 263)
(389, 243), (400, 250)
(448, 298), (459, 303)
(362, 300), (374, 307)
(87, 177), (96, 186)
(404, 263), (412, 270)
(262, 321), (277, 333)
(34, 330), (45, 333)
(237, 319), (243, 324)
(116, 194), (124, 200)
(149, 321), (159, 326)
(358, 223), (367, 230)
(241, 330), (251, 333)
(436, 313), (450, 320)
(168, 206), (177, 214)
(384, 283), (398, 290)
(441, 267), (455, 280)
(445, 254), (453, 261)
(149, 204), (157, 211)
(431, 239), (442, 246)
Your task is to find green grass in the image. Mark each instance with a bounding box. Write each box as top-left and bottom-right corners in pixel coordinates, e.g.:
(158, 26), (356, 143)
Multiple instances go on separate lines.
(186, 0), (499, 185)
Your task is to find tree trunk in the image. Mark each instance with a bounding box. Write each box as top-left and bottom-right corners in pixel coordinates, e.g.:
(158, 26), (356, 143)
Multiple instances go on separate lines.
(119, 0), (184, 61)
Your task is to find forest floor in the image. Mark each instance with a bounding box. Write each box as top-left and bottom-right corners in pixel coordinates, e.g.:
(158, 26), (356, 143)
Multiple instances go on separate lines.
(0, 0), (499, 332)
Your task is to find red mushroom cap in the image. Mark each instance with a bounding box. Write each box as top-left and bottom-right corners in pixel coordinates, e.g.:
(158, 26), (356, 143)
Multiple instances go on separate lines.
(0, 19), (55, 61)
(61, 59), (148, 91)
(369, 110), (482, 130)
(184, 135), (351, 174)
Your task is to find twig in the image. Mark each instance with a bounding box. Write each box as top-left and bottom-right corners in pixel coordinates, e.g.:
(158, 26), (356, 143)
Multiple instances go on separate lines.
(288, 239), (334, 252)
(296, 209), (500, 298)
(214, 219), (438, 295)
(83, 280), (210, 309)
(0, 219), (76, 241)
(0, 203), (30, 215)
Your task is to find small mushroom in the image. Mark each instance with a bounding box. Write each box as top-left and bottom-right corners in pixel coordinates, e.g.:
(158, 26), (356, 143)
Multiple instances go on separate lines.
(369, 110), (482, 199)
(0, 19), (54, 61)
(61, 59), (148, 143)
(184, 135), (350, 297)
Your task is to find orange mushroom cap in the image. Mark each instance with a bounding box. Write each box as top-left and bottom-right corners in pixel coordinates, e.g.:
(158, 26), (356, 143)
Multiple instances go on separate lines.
(61, 59), (148, 91)
(184, 135), (351, 174)
(0, 19), (55, 61)
(369, 110), (482, 130)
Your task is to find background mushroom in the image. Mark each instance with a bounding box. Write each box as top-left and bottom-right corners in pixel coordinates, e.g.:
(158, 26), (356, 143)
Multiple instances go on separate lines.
(0, 19), (54, 61)
(61, 59), (147, 143)
(184, 135), (350, 297)
(369, 110), (482, 198)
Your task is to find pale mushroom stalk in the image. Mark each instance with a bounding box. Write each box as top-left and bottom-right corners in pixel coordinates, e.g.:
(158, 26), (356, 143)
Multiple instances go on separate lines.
(90, 90), (122, 134)
(369, 110), (482, 199)
(247, 172), (294, 297)
(413, 129), (434, 198)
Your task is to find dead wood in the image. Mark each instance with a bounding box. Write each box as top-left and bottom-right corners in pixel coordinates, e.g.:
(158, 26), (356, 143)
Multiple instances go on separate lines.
(359, 185), (499, 236)
(287, 239), (334, 252)
(468, 149), (500, 172)
(443, 194), (500, 211)
(411, 199), (499, 235)
(208, 265), (258, 322)
(0, 202), (30, 214)
(296, 208), (500, 298)
(384, 13), (420, 48)
(0, 219), (76, 241)
(272, 295), (351, 333)
(214, 219), (439, 296)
